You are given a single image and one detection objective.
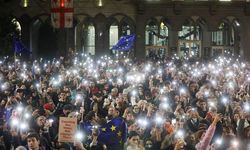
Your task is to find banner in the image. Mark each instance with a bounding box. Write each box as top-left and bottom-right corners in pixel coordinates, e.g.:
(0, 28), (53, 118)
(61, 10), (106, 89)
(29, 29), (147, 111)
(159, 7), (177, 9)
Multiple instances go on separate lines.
(58, 117), (77, 142)
(51, 0), (73, 28)
(112, 34), (136, 51)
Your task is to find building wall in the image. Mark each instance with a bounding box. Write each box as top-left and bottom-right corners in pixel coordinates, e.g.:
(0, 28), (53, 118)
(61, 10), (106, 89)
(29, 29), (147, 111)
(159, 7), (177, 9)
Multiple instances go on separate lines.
(2, 0), (250, 60)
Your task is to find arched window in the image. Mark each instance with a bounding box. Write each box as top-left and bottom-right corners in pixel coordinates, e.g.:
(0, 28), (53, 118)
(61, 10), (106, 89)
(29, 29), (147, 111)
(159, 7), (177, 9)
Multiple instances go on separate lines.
(83, 23), (95, 55)
(211, 20), (237, 57)
(120, 21), (131, 36)
(179, 22), (201, 40)
(86, 24), (95, 55)
(178, 20), (201, 58)
(108, 17), (135, 55)
(145, 19), (158, 46)
(212, 22), (230, 46)
(145, 19), (169, 58)
(159, 21), (168, 46)
(109, 22), (119, 51)
(232, 20), (241, 46)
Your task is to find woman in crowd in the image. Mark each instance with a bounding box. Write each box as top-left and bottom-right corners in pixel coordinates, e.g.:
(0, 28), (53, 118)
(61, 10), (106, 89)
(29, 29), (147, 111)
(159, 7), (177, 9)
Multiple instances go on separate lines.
(0, 53), (248, 150)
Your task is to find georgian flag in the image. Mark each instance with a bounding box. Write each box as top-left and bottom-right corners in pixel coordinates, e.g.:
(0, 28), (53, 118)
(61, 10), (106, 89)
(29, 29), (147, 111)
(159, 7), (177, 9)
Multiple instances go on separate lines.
(51, 0), (73, 28)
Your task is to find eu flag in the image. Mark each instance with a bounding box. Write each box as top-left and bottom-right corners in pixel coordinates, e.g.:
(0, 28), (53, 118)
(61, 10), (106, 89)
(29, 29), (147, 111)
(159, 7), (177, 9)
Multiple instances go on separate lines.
(79, 121), (93, 148)
(98, 117), (127, 149)
(13, 36), (30, 53)
(112, 34), (136, 51)
(80, 117), (127, 150)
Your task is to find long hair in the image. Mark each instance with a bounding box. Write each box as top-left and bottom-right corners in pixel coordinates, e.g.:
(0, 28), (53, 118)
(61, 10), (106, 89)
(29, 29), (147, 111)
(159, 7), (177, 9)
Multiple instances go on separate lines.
(84, 111), (96, 122)
(194, 129), (206, 144)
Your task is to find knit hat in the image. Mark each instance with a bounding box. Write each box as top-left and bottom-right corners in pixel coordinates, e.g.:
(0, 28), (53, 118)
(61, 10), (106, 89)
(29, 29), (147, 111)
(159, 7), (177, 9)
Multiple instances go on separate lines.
(43, 103), (54, 112)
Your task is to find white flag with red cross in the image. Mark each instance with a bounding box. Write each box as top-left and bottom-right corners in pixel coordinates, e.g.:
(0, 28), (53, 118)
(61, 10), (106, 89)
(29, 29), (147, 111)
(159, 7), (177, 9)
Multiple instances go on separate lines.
(51, 0), (73, 28)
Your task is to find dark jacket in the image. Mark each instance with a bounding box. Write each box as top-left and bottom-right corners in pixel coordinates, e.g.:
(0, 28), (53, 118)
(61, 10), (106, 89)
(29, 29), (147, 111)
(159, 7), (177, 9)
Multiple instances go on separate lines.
(186, 118), (200, 133)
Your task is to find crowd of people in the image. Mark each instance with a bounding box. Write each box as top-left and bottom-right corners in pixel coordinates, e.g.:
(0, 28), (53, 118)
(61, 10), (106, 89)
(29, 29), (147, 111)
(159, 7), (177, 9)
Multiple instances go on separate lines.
(0, 52), (249, 150)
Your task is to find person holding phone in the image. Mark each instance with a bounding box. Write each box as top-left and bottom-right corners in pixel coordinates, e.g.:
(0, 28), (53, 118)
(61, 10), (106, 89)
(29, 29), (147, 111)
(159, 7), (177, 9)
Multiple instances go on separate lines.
(89, 128), (107, 150)
(195, 113), (222, 150)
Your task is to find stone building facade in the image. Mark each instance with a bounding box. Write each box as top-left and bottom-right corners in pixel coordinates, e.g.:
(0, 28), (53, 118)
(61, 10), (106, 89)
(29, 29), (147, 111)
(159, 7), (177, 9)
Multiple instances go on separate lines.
(1, 0), (250, 60)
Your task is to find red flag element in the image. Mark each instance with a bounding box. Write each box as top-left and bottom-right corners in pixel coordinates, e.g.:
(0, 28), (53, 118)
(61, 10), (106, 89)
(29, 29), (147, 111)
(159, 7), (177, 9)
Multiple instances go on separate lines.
(60, 0), (64, 7)
(51, 0), (73, 28)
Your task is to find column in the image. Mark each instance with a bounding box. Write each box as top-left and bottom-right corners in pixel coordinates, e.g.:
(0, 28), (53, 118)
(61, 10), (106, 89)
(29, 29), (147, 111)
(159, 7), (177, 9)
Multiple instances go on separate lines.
(168, 30), (178, 56)
(30, 22), (41, 59)
(57, 28), (67, 56)
(95, 24), (109, 57)
(135, 15), (146, 60)
(240, 18), (250, 61)
(202, 29), (212, 59)
(207, 21), (219, 59)
(66, 28), (75, 52)
(74, 24), (82, 52)
(20, 15), (30, 59)
(95, 14), (109, 57)
(168, 19), (182, 57)
(234, 30), (240, 56)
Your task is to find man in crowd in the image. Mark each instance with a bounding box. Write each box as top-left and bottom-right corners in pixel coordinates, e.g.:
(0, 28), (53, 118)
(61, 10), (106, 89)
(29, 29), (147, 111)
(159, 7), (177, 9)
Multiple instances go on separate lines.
(0, 51), (248, 150)
(26, 132), (41, 150)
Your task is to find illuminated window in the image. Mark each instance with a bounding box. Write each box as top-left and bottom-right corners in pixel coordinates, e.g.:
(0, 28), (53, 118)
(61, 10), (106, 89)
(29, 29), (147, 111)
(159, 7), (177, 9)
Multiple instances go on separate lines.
(82, 23), (95, 55)
(145, 19), (168, 58)
(109, 24), (118, 49)
(178, 25), (200, 40)
(120, 22), (131, 36)
(86, 24), (95, 55)
(145, 20), (158, 46)
(145, 19), (168, 46)
(109, 23), (119, 51)
(159, 22), (168, 46)
(212, 22), (232, 46)
(211, 20), (237, 57)
(178, 20), (201, 58)
(212, 31), (223, 46)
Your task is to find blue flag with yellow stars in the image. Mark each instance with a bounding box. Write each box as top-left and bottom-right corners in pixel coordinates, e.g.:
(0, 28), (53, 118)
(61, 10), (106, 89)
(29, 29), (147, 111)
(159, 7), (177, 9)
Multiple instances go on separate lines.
(79, 121), (94, 148)
(111, 34), (135, 51)
(80, 118), (127, 149)
(98, 117), (127, 149)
